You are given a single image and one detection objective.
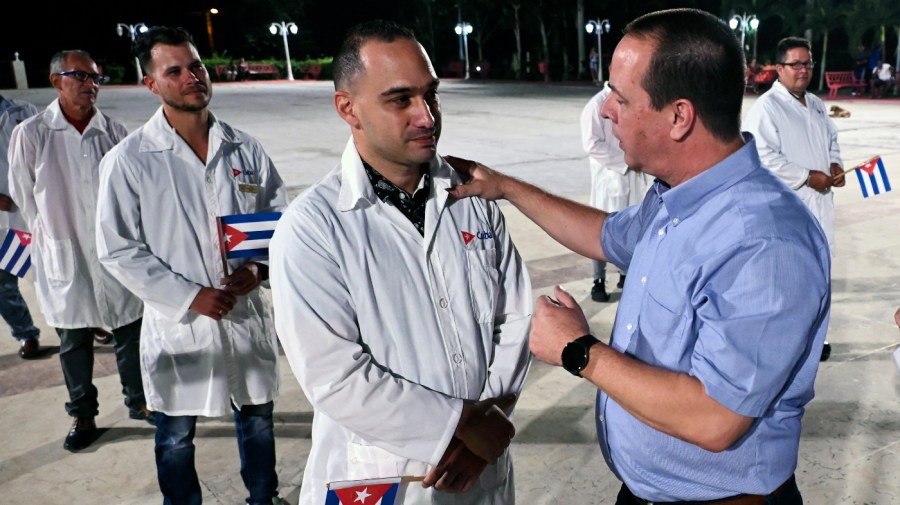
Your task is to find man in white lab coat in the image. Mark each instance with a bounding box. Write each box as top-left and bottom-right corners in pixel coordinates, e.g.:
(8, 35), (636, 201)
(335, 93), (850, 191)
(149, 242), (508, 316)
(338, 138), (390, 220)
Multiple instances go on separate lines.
(8, 51), (150, 452)
(95, 27), (288, 505)
(743, 36), (844, 361)
(0, 95), (42, 359)
(270, 21), (532, 505)
(580, 86), (652, 302)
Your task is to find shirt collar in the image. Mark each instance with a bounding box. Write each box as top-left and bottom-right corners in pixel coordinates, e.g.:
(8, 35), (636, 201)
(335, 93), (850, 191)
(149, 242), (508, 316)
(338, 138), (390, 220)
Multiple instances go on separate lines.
(139, 106), (238, 153)
(658, 133), (762, 220)
(336, 137), (460, 212)
(44, 98), (108, 135)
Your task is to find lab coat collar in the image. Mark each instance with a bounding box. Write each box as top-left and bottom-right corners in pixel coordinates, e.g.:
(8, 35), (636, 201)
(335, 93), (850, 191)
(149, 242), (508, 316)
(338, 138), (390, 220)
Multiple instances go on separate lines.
(43, 98), (110, 136)
(336, 137), (461, 213)
(138, 106), (240, 153)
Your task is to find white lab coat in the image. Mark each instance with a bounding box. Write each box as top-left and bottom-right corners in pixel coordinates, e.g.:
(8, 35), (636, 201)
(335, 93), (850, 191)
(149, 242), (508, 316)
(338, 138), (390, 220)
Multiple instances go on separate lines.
(0, 98), (39, 232)
(270, 139), (532, 505)
(8, 99), (142, 329)
(581, 87), (652, 212)
(96, 107), (287, 416)
(743, 80), (842, 253)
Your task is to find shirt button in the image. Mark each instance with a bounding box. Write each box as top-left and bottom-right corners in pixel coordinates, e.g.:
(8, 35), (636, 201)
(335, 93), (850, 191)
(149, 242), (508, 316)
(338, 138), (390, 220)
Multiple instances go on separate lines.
(657, 228), (665, 236)
(641, 276), (647, 284)
(452, 353), (462, 364)
(626, 323), (633, 331)
(439, 298), (448, 309)
(206, 177), (212, 183)
(598, 415), (605, 423)
(673, 218), (680, 224)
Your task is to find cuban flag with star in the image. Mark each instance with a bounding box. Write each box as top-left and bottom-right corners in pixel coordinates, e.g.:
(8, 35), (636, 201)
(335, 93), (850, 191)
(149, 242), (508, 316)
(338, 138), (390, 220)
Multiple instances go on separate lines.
(325, 478), (400, 505)
(855, 156), (891, 198)
(0, 229), (32, 277)
(217, 212), (282, 260)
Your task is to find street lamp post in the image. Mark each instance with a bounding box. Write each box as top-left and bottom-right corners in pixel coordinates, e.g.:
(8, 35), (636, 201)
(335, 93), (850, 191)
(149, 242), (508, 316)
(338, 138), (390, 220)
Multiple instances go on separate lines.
(729, 13), (760, 61)
(206, 8), (219, 55)
(116, 22), (149, 84)
(269, 21), (299, 81)
(585, 18), (611, 84)
(455, 22), (474, 80)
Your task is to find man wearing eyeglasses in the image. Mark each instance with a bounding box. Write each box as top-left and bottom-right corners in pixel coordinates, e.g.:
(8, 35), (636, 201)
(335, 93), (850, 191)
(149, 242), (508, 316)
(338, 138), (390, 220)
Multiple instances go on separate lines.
(743, 37), (844, 362)
(7, 50), (152, 452)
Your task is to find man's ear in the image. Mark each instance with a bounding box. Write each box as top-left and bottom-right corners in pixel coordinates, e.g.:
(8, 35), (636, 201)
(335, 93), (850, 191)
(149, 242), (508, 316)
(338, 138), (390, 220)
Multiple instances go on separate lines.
(49, 74), (61, 91)
(143, 74), (159, 96)
(669, 99), (695, 142)
(334, 91), (361, 129)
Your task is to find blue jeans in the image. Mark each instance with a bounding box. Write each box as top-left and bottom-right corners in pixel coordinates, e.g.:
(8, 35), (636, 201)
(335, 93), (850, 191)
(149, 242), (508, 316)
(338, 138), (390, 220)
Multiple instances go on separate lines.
(155, 402), (279, 505)
(0, 270), (39, 341)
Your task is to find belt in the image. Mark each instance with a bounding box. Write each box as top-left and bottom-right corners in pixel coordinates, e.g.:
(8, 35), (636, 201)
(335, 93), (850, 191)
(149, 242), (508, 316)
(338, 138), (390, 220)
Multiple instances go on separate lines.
(622, 475), (796, 505)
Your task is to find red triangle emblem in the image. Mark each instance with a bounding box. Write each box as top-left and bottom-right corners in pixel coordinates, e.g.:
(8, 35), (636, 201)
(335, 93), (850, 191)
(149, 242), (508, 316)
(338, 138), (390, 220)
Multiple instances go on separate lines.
(461, 231), (475, 245)
(15, 230), (31, 246)
(333, 483), (394, 505)
(223, 224), (249, 252)
(859, 159), (877, 175)
(232, 168), (242, 177)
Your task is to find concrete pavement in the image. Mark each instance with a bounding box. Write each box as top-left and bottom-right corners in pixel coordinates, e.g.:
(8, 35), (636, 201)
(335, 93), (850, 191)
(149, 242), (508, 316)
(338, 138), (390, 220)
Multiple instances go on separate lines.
(0, 80), (898, 504)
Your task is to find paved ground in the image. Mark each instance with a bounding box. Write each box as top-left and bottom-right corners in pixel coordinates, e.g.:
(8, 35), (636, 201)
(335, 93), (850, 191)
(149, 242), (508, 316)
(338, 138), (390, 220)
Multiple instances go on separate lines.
(0, 79), (898, 504)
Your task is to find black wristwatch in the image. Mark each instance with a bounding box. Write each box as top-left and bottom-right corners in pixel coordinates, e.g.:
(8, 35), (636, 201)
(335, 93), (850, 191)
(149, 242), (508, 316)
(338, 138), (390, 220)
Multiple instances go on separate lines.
(561, 335), (600, 377)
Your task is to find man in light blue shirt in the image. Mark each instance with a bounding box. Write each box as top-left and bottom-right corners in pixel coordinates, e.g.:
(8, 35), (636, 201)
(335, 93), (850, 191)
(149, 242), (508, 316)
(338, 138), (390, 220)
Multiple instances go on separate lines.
(447, 8), (828, 504)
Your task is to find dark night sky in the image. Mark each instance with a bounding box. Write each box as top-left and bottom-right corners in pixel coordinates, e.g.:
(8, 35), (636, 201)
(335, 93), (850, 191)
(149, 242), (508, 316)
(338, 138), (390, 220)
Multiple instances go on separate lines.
(2, 0), (820, 88)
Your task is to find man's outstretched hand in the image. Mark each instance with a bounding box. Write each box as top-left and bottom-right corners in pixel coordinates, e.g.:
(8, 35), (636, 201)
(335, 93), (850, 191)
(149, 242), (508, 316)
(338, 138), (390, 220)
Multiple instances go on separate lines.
(444, 155), (508, 201)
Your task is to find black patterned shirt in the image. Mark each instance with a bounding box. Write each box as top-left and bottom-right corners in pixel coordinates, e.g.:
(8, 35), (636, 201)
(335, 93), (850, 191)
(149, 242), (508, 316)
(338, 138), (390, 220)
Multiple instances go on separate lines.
(363, 162), (431, 236)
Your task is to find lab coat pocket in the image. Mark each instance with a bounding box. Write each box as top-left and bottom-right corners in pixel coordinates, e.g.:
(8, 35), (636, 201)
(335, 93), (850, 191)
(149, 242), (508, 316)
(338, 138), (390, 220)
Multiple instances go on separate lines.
(346, 442), (427, 480)
(154, 311), (214, 355)
(466, 248), (499, 323)
(41, 237), (74, 284)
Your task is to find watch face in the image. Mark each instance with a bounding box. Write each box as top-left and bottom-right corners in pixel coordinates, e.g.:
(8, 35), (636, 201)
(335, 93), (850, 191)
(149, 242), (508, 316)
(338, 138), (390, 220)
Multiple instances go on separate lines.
(562, 341), (588, 375)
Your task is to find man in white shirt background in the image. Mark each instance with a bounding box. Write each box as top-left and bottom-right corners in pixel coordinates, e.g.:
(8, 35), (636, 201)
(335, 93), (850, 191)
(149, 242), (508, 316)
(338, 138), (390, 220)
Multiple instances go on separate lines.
(580, 86), (651, 302)
(96, 27), (288, 505)
(270, 20), (532, 505)
(8, 50), (151, 452)
(0, 95), (41, 359)
(743, 36), (845, 361)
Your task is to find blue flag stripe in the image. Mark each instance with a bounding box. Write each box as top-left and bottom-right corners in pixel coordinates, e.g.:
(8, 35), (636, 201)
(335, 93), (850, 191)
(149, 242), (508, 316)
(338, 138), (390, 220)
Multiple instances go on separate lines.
(225, 248), (271, 259)
(878, 159), (891, 191)
(241, 230), (275, 241)
(6, 243), (24, 270)
(220, 212), (282, 225)
(856, 169), (869, 198)
(382, 484), (398, 505)
(324, 490), (340, 505)
(869, 171), (881, 195)
(0, 230), (15, 257)
(16, 256), (30, 277)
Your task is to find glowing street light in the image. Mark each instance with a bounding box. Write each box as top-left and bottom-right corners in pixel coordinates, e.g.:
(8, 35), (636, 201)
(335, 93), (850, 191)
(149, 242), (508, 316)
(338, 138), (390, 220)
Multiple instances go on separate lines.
(585, 18), (611, 84)
(729, 13), (760, 60)
(116, 23), (149, 84)
(455, 22), (474, 80)
(270, 21), (299, 81)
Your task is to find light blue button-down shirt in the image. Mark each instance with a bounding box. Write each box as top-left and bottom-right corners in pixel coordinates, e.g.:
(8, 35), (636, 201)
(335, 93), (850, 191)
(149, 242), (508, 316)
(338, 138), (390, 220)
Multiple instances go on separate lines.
(599, 135), (831, 502)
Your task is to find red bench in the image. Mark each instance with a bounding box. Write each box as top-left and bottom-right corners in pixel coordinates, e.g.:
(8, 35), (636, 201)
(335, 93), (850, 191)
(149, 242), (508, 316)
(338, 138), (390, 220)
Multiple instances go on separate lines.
(825, 71), (866, 97)
(246, 63), (280, 79)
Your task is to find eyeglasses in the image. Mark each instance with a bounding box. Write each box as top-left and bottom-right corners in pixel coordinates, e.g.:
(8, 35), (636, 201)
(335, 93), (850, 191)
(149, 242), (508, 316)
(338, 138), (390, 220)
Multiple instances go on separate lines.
(56, 70), (111, 85)
(778, 61), (815, 70)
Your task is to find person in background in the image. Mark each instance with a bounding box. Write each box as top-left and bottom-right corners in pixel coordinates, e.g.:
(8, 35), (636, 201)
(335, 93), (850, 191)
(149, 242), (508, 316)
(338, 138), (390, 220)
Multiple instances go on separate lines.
(96, 26), (288, 505)
(0, 95), (42, 359)
(743, 37), (844, 362)
(580, 85), (652, 302)
(8, 50), (152, 452)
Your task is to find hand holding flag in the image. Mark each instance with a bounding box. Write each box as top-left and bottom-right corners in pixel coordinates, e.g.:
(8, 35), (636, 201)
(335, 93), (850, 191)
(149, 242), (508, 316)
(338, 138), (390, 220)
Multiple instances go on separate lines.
(832, 155), (892, 198)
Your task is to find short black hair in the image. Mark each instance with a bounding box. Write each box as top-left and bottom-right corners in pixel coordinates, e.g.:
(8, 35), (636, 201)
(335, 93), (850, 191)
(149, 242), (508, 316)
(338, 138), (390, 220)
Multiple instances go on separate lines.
(775, 37), (812, 65)
(133, 26), (195, 75)
(333, 20), (417, 90)
(624, 9), (745, 142)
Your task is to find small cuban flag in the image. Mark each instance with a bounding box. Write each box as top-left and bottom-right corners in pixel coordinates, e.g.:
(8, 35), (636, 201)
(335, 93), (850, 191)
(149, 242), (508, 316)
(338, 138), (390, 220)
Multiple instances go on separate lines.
(0, 229), (32, 278)
(217, 212), (282, 260)
(325, 477), (401, 505)
(855, 156), (891, 198)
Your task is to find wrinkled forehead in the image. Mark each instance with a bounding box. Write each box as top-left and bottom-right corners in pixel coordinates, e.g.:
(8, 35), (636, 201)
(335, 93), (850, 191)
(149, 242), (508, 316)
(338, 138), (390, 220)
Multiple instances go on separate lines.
(63, 53), (98, 72)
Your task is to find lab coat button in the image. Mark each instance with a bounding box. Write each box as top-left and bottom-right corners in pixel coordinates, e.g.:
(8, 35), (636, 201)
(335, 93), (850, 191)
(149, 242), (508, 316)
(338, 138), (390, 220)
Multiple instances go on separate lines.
(439, 298), (448, 309)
